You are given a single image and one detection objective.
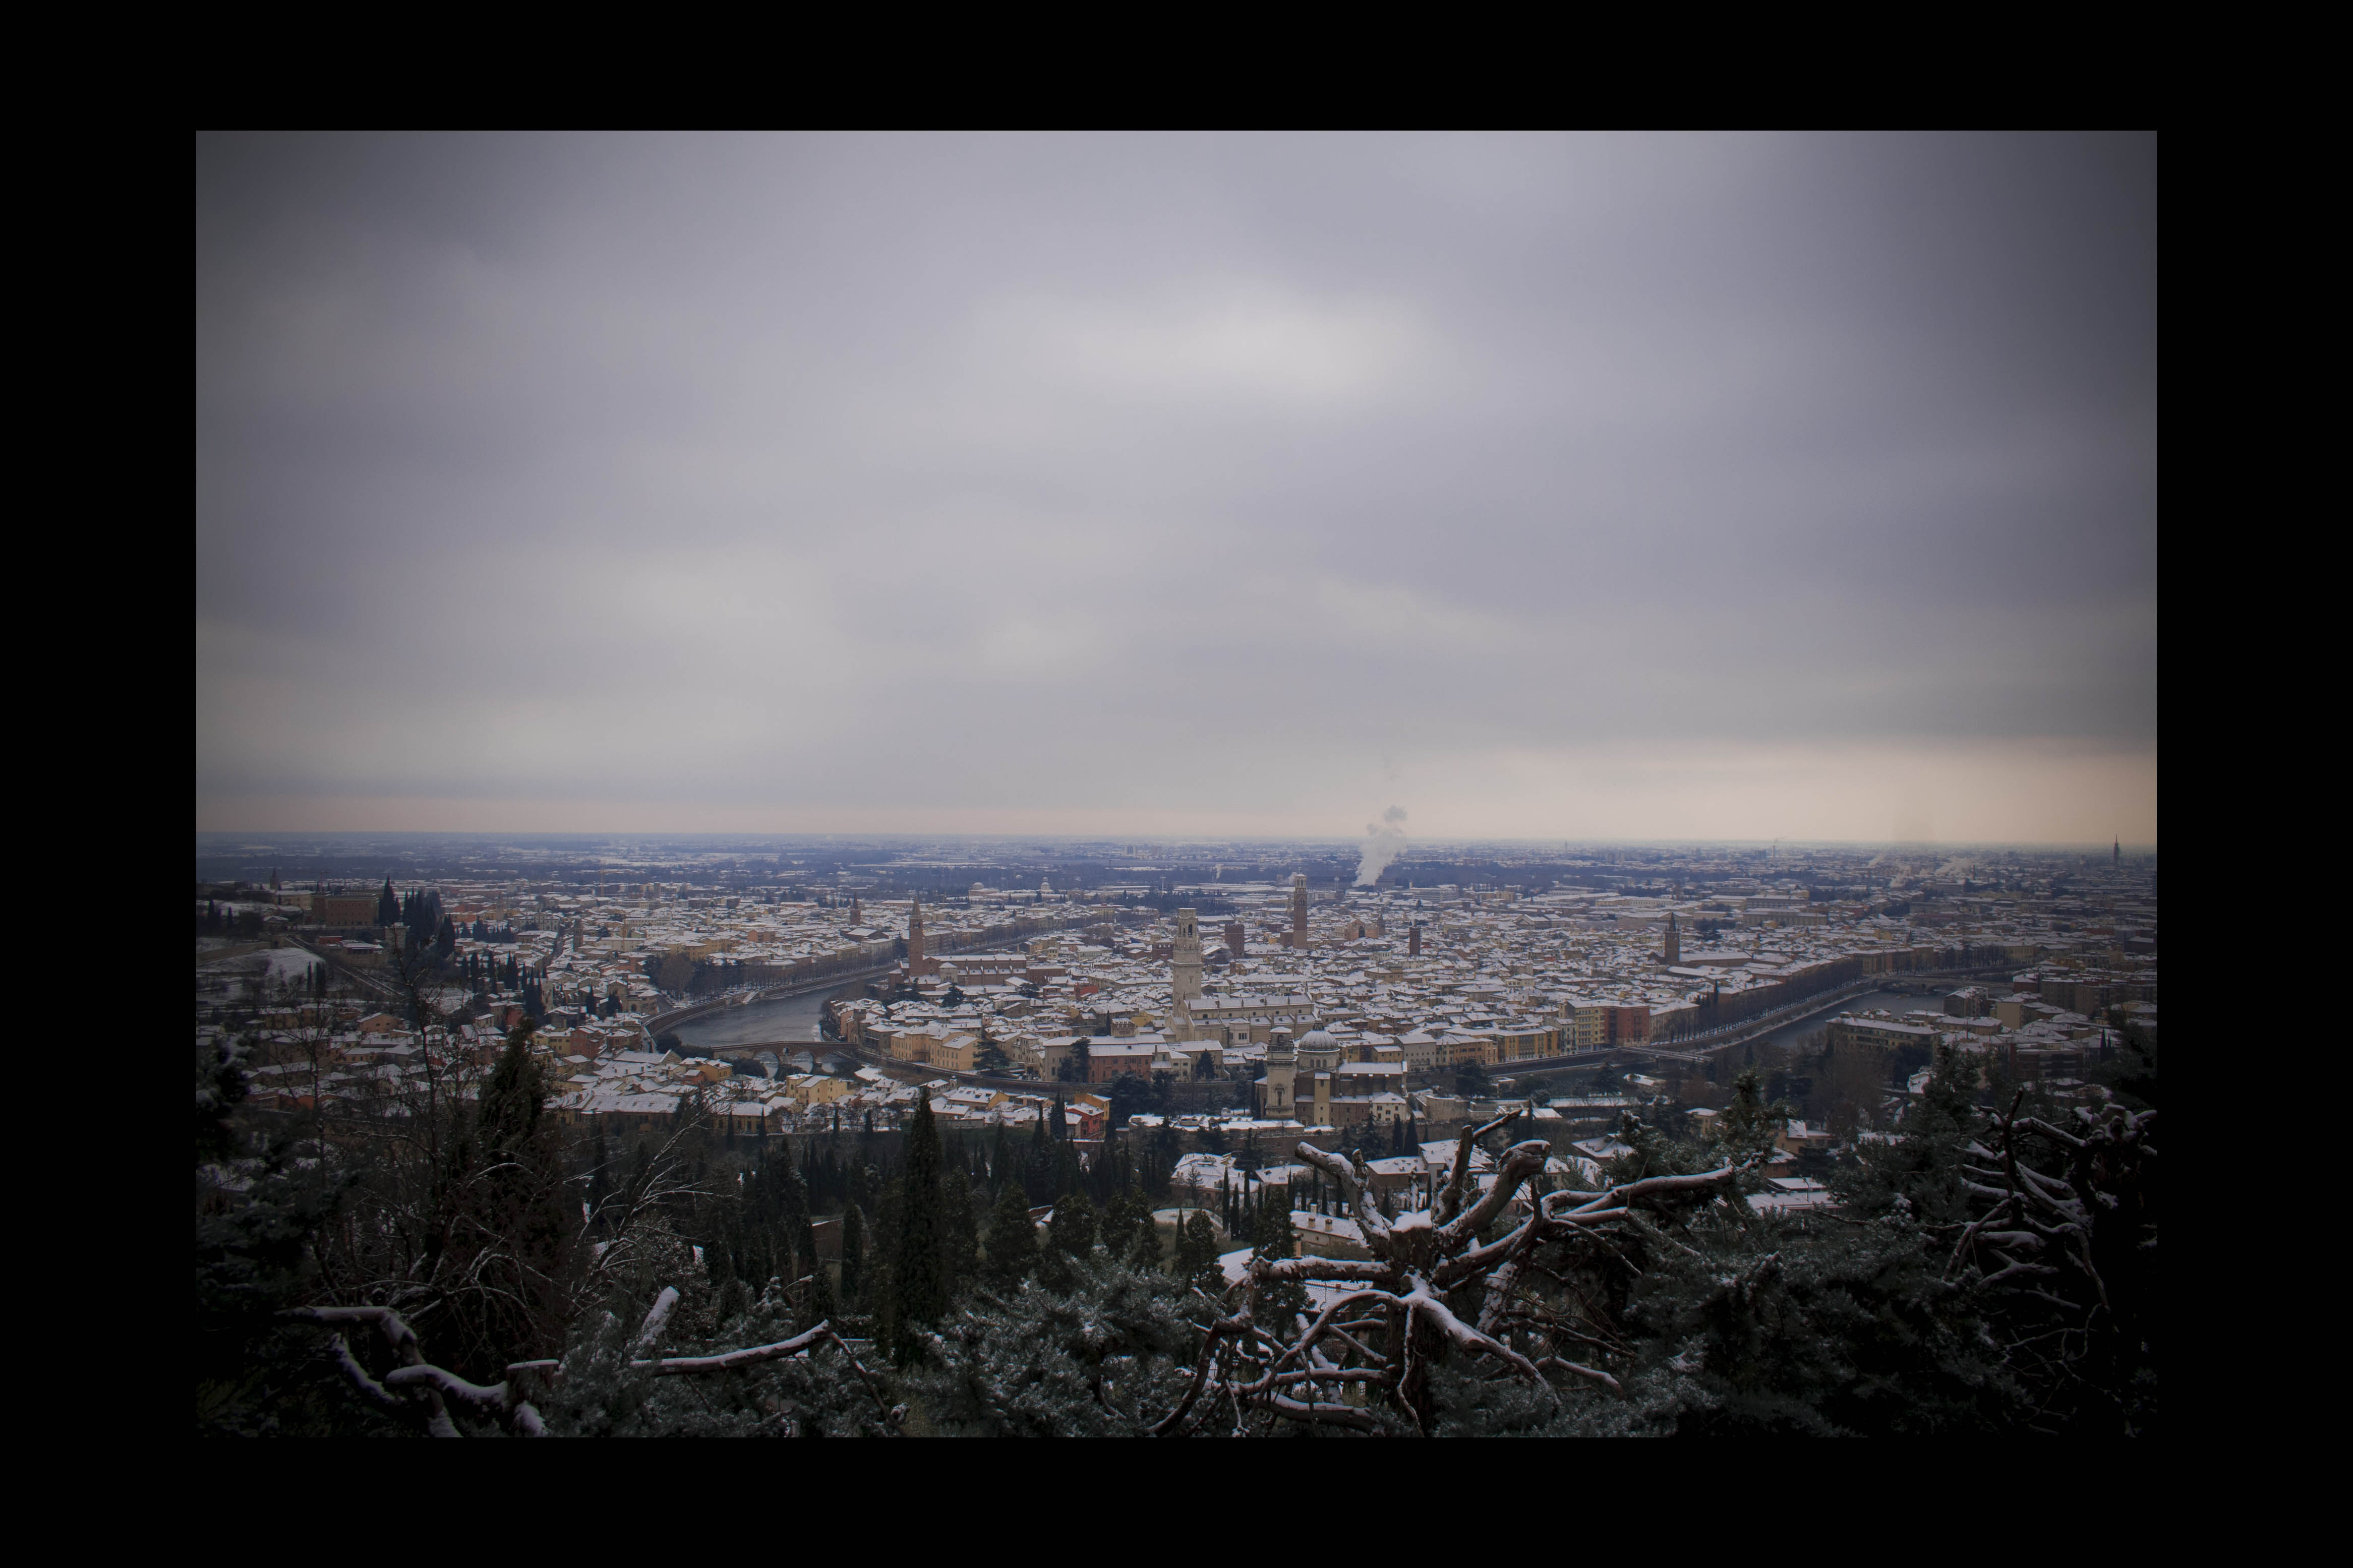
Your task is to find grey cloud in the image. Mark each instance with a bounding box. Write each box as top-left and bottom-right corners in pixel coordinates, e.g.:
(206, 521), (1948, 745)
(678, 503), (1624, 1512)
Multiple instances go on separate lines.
(197, 132), (2155, 828)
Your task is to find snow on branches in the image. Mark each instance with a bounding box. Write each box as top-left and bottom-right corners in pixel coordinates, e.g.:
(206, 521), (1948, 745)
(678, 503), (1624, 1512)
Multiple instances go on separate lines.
(290, 1291), (896, 1436)
(1153, 1109), (1740, 1435)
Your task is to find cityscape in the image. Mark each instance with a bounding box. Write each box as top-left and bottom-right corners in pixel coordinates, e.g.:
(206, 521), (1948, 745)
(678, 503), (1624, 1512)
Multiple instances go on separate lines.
(197, 132), (2156, 1438)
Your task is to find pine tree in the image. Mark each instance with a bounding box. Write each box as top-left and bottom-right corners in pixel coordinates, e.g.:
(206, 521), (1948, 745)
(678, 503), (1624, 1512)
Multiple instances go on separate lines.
(894, 1098), (949, 1355)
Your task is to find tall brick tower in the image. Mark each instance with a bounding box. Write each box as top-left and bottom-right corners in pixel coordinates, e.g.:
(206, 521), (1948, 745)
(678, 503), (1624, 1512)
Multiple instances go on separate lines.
(1664, 910), (1681, 965)
(1224, 921), (1245, 961)
(907, 892), (925, 967)
(1290, 873), (1309, 950)
(1409, 921), (1422, 957)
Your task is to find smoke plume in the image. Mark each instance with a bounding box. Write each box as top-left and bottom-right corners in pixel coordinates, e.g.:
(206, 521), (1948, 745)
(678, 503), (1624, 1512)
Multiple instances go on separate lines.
(1357, 806), (1408, 886)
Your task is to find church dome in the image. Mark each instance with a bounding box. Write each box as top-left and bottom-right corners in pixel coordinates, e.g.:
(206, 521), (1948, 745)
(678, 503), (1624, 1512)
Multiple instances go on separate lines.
(1298, 1028), (1338, 1052)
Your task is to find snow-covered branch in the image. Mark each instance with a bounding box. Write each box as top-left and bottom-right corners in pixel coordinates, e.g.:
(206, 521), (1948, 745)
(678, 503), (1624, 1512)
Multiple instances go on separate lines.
(635, 1285), (681, 1352)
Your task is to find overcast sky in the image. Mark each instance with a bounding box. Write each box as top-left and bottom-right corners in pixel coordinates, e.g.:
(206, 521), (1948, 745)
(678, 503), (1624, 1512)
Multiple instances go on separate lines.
(196, 133), (2156, 845)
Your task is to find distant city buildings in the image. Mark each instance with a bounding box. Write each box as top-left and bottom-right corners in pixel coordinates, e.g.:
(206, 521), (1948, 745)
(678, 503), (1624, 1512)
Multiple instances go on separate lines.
(200, 838), (2156, 1149)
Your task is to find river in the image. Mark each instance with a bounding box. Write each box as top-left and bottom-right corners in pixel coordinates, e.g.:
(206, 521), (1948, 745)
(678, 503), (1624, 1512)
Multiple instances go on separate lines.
(1739, 989), (1924, 1053)
(670, 986), (852, 1050)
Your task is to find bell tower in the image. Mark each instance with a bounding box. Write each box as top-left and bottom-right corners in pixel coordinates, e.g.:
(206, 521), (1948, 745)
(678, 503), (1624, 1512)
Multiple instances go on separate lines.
(1290, 873), (1309, 950)
(1170, 906), (1203, 1041)
(1263, 1027), (1297, 1119)
(1663, 910), (1681, 965)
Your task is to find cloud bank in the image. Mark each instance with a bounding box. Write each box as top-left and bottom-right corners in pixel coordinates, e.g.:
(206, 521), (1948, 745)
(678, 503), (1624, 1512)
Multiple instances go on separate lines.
(197, 133), (2157, 841)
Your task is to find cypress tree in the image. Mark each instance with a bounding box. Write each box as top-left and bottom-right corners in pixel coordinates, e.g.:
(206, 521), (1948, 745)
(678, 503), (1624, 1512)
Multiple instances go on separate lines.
(983, 1170), (1038, 1286)
(587, 1123), (612, 1227)
(1128, 1187), (1163, 1270)
(1049, 1187), (1097, 1258)
(1256, 1196), (1296, 1263)
(479, 1023), (544, 1163)
(894, 1097), (949, 1353)
(840, 1203), (867, 1308)
(942, 1164), (980, 1290)
(872, 1177), (905, 1353)
(1098, 1183), (1136, 1262)
(803, 1248), (837, 1332)
(1180, 1211), (1224, 1293)
(1251, 1196), (1309, 1331)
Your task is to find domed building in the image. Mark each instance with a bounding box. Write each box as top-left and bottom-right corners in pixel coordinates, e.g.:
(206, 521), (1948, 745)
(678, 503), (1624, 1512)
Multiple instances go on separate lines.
(1296, 1028), (1343, 1074)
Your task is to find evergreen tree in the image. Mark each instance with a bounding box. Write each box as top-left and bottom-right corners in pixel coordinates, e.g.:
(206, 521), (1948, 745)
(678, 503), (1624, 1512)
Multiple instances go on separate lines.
(479, 1021), (545, 1155)
(894, 1097), (950, 1355)
(1023, 1114), (1054, 1202)
(376, 876), (398, 926)
(1127, 1192), (1163, 1271)
(1099, 1183), (1137, 1261)
(942, 1165), (980, 1291)
(1052, 1137), (1085, 1201)
(1707, 1068), (1790, 1167)
(196, 1036), (368, 1434)
(1178, 1211), (1224, 1294)
(871, 1176), (905, 1353)
(983, 1171), (1039, 1287)
(586, 1123), (613, 1227)
(1255, 1197), (1296, 1263)
(839, 1203), (867, 1308)
(1250, 1197), (1308, 1332)
(1049, 1187), (1097, 1259)
(1838, 1043), (1987, 1226)
(802, 1251), (838, 1333)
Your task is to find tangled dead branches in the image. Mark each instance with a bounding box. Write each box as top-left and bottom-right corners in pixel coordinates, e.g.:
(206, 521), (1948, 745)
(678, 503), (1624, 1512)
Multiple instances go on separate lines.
(1153, 1110), (1741, 1435)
